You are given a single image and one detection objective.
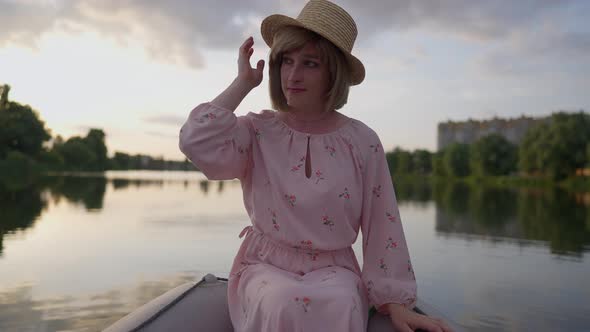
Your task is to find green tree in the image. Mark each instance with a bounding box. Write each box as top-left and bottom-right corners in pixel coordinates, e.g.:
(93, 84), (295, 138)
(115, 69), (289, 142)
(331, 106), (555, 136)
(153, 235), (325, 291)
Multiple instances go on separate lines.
(470, 134), (517, 176)
(111, 152), (131, 170)
(413, 149), (432, 175)
(57, 138), (97, 171)
(519, 112), (590, 180)
(0, 85), (51, 159)
(396, 150), (413, 175)
(37, 149), (65, 171)
(0, 151), (37, 187)
(0, 84), (9, 110)
(432, 151), (446, 176)
(386, 148), (413, 175)
(443, 143), (471, 177)
(83, 129), (108, 171)
(385, 150), (397, 176)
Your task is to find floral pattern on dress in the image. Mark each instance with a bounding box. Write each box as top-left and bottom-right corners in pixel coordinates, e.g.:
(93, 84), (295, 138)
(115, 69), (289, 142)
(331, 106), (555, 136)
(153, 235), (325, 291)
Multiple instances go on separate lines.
(291, 156), (306, 172)
(338, 187), (350, 199)
(321, 215), (335, 231)
(372, 185), (382, 197)
(386, 212), (396, 222)
(293, 240), (319, 260)
(268, 208), (279, 231)
(238, 146), (249, 154)
(379, 258), (388, 275)
(314, 170), (325, 184)
(197, 112), (217, 123)
(385, 237), (398, 250)
(284, 194), (296, 207)
(325, 145), (336, 157)
(342, 138), (354, 151)
(308, 251), (319, 261)
(370, 143), (381, 152)
(294, 297), (311, 312)
(296, 240), (313, 251)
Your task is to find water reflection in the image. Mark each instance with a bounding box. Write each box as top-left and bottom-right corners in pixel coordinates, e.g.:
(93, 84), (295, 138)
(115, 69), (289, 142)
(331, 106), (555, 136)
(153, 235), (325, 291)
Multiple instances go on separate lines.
(1, 174), (588, 258)
(517, 188), (590, 255)
(0, 182), (47, 256)
(430, 181), (590, 257)
(0, 273), (201, 332)
(0, 172), (589, 331)
(44, 176), (107, 211)
(0, 174), (232, 256)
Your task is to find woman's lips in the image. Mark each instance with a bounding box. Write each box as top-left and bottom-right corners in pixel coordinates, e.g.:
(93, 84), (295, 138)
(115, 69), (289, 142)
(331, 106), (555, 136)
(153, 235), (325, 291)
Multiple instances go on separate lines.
(288, 88), (306, 93)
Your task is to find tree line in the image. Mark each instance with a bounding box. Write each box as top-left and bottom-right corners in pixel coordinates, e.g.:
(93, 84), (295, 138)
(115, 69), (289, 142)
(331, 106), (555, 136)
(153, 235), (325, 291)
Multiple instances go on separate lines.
(386, 111), (590, 181)
(0, 84), (195, 176)
(2, 83), (589, 181)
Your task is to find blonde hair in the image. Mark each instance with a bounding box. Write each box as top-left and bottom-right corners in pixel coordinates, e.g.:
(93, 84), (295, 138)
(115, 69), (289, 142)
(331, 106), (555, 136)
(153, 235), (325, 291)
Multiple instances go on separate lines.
(268, 26), (351, 112)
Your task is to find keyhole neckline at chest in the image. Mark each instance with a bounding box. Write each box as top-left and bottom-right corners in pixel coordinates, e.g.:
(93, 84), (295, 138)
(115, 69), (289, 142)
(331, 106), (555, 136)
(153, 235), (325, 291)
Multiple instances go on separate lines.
(305, 135), (312, 179)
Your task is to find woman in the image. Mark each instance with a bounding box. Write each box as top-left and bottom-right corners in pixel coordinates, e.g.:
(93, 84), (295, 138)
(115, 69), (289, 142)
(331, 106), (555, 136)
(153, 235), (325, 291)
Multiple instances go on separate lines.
(179, 0), (451, 331)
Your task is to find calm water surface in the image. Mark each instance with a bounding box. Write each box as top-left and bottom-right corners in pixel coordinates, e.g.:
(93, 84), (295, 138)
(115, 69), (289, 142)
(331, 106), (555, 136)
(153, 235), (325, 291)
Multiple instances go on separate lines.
(0, 171), (589, 331)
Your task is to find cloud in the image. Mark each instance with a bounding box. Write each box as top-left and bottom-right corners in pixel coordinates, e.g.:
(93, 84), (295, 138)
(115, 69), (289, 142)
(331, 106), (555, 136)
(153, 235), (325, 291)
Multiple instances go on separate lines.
(1, 0), (588, 70)
(0, 0), (285, 68)
(474, 26), (590, 77)
(339, 0), (578, 42)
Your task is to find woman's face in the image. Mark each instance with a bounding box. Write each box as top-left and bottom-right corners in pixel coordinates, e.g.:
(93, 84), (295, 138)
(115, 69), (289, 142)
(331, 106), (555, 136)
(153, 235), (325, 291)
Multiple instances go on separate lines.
(280, 41), (331, 111)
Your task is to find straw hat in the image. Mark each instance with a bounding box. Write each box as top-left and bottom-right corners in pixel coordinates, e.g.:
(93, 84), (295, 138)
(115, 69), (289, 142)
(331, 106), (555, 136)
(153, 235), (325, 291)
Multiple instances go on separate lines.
(260, 0), (365, 85)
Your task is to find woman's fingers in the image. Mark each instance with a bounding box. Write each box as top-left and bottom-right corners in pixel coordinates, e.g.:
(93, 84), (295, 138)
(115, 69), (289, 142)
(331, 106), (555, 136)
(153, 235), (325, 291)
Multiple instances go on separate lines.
(240, 36), (253, 52)
(390, 319), (413, 332)
(413, 318), (443, 332)
(428, 317), (453, 332)
(239, 37), (255, 69)
(236, 37), (264, 87)
(437, 319), (453, 332)
(256, 59), (265, 72)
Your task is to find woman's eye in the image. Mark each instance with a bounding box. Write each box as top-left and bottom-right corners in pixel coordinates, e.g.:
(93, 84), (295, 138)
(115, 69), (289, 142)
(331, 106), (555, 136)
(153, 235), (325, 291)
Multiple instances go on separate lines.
(283, 58), (293, 64)
(305, 61), (318, 67)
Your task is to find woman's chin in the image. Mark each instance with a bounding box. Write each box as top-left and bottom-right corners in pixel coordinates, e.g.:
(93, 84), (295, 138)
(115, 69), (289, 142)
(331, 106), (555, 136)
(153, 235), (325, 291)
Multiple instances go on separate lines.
(286, 100), (302, 108)
(286, 98), (312, 109)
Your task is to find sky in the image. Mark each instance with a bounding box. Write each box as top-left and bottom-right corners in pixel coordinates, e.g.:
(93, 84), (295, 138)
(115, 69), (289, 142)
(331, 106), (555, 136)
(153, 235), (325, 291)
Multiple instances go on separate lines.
(1, 0), (589, 160)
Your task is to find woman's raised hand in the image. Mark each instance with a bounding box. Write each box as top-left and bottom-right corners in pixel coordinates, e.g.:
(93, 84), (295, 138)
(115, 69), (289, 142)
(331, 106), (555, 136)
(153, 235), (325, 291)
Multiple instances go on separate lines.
(237, 36), (265, 90)
(209, 37), (263, 111)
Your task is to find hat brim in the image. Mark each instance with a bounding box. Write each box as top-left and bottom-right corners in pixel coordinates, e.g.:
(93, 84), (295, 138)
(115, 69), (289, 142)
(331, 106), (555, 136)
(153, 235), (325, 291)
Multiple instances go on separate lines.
(261, 14), (365, 85)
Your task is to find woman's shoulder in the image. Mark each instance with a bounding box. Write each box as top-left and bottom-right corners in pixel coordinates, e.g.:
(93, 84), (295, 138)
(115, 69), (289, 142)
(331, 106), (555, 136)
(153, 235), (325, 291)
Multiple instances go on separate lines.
(346, 115), (381, 143)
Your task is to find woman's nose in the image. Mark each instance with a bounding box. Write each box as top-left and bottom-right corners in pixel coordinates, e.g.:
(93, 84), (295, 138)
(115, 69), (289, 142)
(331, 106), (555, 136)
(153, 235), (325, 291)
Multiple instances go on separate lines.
(288, 64), (304, 82)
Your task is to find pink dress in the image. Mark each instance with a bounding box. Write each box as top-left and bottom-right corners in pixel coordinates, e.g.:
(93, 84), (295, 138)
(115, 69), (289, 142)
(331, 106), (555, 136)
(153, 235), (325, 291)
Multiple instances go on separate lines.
(179, 102), (417, 331)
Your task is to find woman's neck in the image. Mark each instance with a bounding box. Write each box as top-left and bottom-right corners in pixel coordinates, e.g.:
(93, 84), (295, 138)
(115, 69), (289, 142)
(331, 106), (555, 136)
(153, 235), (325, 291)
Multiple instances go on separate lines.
(285, 108), (333, 123)
(278, 106), (346, 134)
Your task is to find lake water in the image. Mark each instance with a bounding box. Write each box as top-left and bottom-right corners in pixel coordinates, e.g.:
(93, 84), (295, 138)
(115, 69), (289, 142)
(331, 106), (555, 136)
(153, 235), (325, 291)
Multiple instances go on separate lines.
(0, 171), (589, 331)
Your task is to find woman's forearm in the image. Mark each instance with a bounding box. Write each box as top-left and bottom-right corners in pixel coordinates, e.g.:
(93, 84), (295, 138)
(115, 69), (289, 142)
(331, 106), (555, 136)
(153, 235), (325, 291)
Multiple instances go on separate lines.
(210, 77), (253, 112)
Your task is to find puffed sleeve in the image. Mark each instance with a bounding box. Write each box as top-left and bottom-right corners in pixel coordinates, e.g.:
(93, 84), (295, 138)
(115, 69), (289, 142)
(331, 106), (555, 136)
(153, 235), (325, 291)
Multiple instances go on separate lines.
(179, 102), (253, 180)
(360, 133), (417, 314)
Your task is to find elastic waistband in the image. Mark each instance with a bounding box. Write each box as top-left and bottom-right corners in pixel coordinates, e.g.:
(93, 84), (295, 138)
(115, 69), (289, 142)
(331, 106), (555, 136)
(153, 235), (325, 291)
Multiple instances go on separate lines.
(238, 225), (352, 255)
